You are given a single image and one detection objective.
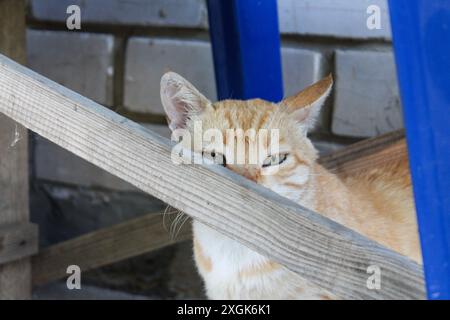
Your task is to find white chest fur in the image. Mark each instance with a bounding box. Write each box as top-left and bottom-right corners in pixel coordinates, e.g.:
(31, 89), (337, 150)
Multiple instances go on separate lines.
(192, 220), (328, 299)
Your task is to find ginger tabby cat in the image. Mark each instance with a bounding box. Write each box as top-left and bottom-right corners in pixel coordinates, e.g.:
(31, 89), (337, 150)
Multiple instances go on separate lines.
(160, 72), (421, 299)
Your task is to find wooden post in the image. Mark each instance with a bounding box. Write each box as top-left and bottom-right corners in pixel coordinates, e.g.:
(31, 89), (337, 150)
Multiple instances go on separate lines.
(0, 0), (32, 299)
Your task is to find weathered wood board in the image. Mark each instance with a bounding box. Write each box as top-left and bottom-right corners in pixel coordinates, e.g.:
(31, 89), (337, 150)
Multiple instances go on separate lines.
(0, 0), (35, 299)
(32, 213), (190, 287)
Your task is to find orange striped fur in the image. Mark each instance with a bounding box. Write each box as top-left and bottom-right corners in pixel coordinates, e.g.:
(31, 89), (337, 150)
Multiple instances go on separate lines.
(161, 72), (421, 300)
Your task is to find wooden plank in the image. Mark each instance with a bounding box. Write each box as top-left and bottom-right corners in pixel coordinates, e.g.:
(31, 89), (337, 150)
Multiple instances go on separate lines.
(0, 0), (32, 299)
(32, 213), (190, 287)
(334, 140), (407, 176)
(320, 130), (407, 175)
(0, 223), (38, 265)
(32, 130), (409, 287)
(320, 130), (405, 169)
(0, 54), (424, 299)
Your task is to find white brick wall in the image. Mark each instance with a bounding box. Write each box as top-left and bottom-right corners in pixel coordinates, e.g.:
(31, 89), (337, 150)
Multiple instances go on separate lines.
(29, 0), (208, 28)
(124, 37), (217, 115)
(332, 50), (403, 137)
(27, 30), (114, 105)
(282, 47), (326, 97)
(278, 0), (391, 40)
(123, 38), (329, 116)
(30, 0), (391, 40)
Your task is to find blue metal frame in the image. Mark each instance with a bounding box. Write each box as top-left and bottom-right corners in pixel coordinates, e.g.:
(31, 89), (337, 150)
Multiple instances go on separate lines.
(389, 0), (450, 299)
(207, 0), (450, 299)
(206, 0), (283, 102)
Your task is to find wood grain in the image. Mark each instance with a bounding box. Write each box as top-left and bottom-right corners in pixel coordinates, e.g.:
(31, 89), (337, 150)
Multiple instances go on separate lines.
(320, 130), (407, 174)
(0, 0), (32, 299)
(0, 54), (424, 299)
(0, 223), (38, 266)
(32, 213), (190, 287)
(336, 140), (407, 176)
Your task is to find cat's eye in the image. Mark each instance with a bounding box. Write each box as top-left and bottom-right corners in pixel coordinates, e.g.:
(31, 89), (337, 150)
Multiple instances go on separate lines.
(202, 151), (226, 166)
(262, 153), (288, 168)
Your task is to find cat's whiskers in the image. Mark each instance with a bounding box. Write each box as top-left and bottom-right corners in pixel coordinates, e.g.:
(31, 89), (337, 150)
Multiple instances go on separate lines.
(169, 210), (183, 234)
(162, 204), (179, 233)
(169, 209), (190, 240)
(161, 205), (188, 240)
(174, 214), (191, 239)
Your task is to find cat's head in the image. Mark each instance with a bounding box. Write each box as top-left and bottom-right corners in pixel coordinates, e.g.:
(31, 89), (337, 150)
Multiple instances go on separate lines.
(160, 72), (332, 201)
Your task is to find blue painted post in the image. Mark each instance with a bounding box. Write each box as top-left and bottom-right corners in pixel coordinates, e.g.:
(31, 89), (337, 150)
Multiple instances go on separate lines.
(389, 0), (450, 299)
(206, 0), (284, 102)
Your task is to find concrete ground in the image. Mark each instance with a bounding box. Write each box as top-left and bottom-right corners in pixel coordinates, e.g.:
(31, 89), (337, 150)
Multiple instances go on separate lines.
(33, 282), (152, 300)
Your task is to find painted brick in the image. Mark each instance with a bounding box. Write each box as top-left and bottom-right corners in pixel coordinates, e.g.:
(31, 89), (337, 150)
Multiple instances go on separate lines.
(124, 39), (329, 120)
(332, 50), (403, 137)
(124, 37), (216, 115)
(278, 0), (391, 40)
(29, 0), (207, 28)
(31, 0), (390, 40)
(282, 47), (326, 97)
(281, 47), (328, 131)
(34, 124), (170, 191)
(27, 30), (114, 105)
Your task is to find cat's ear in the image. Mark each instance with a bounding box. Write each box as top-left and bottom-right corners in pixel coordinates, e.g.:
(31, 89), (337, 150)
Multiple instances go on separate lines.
(280, 74), (333, 131)
(160, 72), (212, 131)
